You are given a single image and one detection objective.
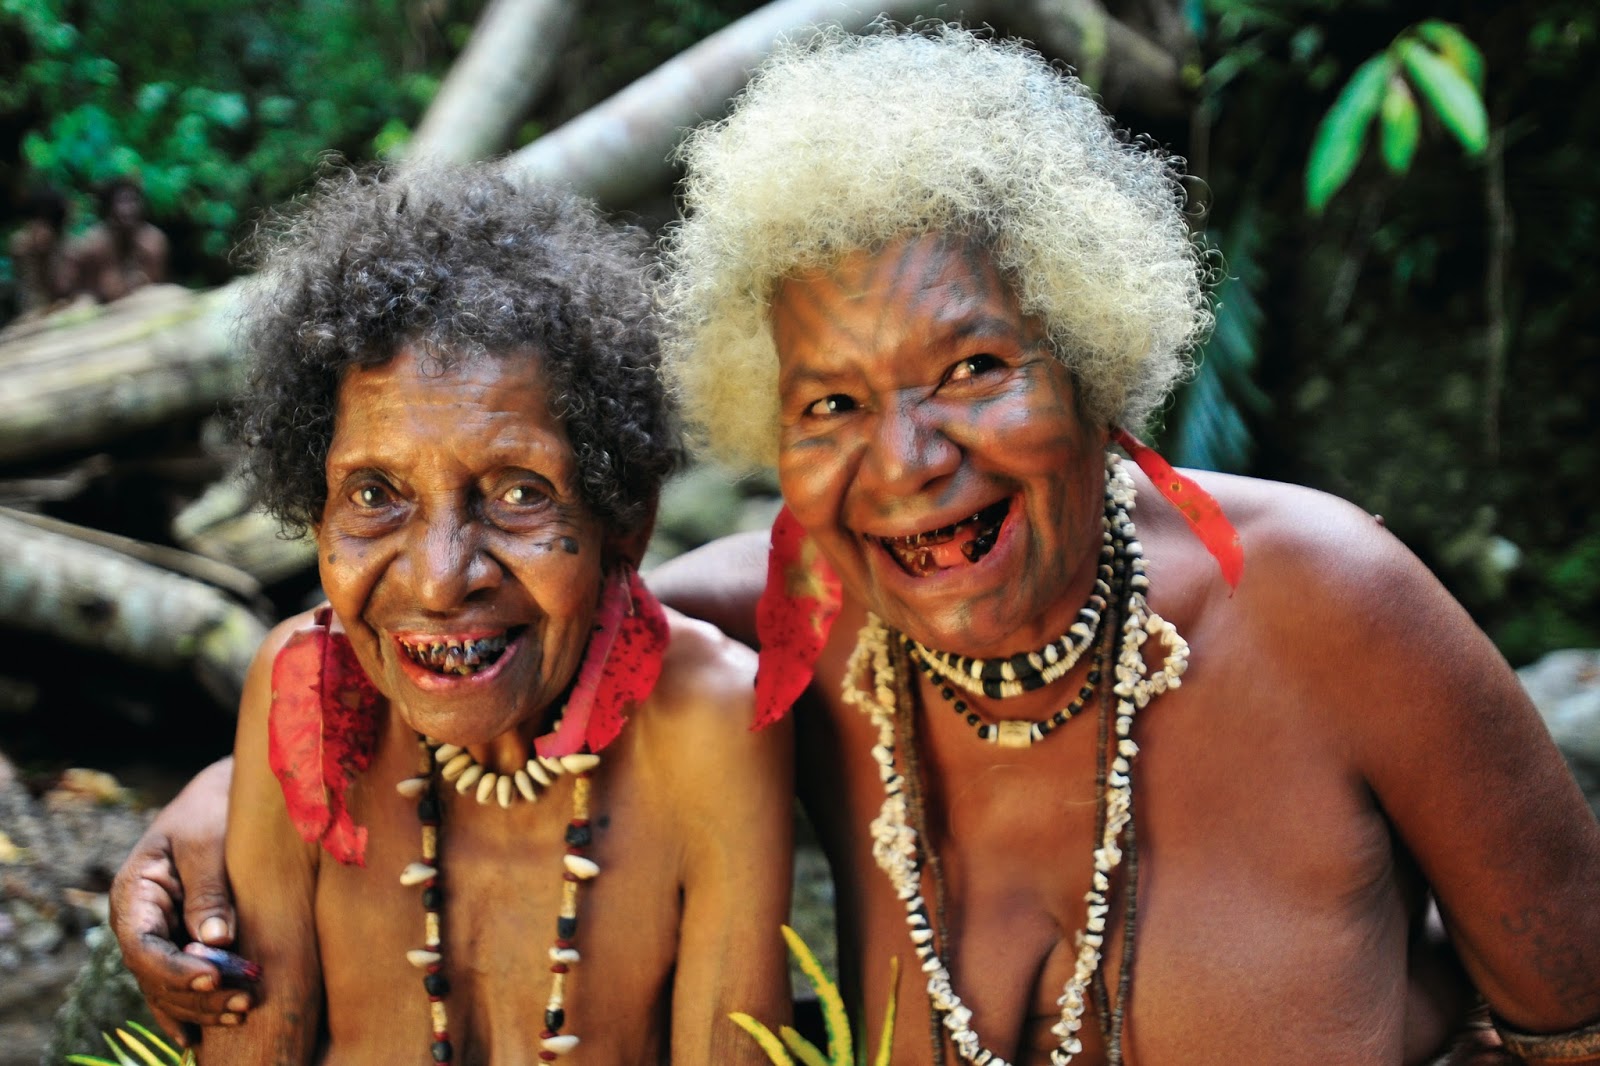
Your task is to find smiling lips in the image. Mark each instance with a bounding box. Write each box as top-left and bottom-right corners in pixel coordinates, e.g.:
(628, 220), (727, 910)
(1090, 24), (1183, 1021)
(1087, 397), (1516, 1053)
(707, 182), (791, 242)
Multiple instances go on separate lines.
(396, 629), (519, 676)
(875, 499), (1010, 577)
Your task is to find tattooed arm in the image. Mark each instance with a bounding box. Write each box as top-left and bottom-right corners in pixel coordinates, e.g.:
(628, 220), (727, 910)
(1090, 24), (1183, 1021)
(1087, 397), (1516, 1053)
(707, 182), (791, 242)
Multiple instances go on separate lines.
(1255, 490), (1600, 1043)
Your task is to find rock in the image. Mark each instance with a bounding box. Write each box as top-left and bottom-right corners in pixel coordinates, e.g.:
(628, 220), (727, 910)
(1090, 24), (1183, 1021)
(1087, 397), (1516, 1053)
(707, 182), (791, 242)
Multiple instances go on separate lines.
(1518, 648), (1600, 814)
(0, 758), (155, 1065)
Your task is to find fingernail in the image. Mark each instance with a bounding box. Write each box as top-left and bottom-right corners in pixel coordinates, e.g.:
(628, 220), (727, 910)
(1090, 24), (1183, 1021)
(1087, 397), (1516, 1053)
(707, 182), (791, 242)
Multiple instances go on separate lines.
(221, 1013), (240, 1026)
(190, 975), (216, 992)
(200, 917), (229, 943)
(226, 994), (249, 1013)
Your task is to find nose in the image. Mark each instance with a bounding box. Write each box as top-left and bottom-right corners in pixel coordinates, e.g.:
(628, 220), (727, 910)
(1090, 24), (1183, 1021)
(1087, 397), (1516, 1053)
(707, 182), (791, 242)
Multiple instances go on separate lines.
(862, 390), (960, 495)
(408, 510), (500, 611)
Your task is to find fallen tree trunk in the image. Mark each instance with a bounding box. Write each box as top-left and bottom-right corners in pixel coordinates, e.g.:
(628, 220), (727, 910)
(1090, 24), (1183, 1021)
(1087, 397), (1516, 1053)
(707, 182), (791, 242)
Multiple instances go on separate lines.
(172, 478), (317, 586)
(0, 510), (268, 707)
(0, 284), (243, 467)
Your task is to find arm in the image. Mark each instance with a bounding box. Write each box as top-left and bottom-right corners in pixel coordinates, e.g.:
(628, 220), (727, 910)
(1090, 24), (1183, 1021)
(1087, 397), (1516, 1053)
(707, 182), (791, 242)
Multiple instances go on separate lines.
(645, 530), (768, 649)
(654, 614), (795, 1064)
(196, 617), (325, 1065)
(110, 757), (243, 1043)
(1270, 498), (1600, 1049)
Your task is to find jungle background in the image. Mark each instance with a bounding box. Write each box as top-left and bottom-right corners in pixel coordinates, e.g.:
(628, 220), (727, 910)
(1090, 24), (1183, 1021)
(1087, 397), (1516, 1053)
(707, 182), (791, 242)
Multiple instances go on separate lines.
(0, 0), (1595, 1061)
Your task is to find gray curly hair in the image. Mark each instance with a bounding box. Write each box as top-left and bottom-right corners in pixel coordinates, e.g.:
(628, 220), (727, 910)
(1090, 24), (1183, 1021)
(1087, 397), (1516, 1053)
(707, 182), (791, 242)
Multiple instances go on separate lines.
(659, 22), (1211, 471)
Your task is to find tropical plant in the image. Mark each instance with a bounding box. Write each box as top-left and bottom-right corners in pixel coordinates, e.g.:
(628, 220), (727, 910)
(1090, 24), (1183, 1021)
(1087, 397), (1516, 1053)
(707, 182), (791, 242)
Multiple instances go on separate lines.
(1304, 19), (1487, 213)
(731, 925), (899, 1066)
(64, 1020), (194, 1066)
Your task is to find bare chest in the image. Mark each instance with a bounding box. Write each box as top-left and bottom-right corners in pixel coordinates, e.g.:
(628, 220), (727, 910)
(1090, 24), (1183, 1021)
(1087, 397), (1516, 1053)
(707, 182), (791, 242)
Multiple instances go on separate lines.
(805, 674), (1421, 1066)
(312, 739), (680, 1065)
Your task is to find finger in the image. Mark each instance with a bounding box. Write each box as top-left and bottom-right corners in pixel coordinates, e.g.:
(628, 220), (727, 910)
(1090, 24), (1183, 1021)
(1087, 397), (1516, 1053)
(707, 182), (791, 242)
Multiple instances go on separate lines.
(174, 847), (235, 946)
(152, 983), (255, 1029)
(148, 1006), (189, 1050)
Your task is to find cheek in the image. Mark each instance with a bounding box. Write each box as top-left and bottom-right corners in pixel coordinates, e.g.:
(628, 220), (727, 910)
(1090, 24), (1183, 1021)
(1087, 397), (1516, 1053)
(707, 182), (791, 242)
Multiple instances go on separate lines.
(777, 448), (839, 530)
(317, 534), (390, 617)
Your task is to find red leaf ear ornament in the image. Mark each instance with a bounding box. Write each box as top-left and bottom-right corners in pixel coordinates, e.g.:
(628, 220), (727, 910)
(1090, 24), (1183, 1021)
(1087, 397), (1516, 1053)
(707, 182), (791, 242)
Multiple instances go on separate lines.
(268, 606), (384, 866)
(1112, 426), (1244, 592)
(536, 564), (669, 759)
(753, 506), (842, 729)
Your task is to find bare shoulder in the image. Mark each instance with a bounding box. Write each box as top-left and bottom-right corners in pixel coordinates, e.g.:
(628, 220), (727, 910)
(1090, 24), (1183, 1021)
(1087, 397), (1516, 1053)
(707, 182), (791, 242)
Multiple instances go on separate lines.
(643, 607), (760, 735)
(1163, 470), (1458, 647)
(242, 608), (328, 698)
(628, 608), (790, 814)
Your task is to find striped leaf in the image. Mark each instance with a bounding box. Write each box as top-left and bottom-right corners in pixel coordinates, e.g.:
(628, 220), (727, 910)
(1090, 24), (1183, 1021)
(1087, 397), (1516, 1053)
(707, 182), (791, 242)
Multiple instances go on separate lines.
(782, 924), (853, 1066)
(730, 1013), (797, 1066)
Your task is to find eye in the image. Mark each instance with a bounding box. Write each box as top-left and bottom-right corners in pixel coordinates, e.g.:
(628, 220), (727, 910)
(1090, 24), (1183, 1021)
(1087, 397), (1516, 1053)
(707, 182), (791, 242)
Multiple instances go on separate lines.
(804, 394), (858, 417)
(351, 483), (395, 509)
(946, 353), (1003, 383)
(500, 482), (548, 507)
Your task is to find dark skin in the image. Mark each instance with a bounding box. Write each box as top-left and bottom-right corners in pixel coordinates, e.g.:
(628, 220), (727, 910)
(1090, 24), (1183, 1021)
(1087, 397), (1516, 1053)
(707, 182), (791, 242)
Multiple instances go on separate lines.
(194, 346), (792, 1065)
(65, 185), (168, 304)
(114, 238), (1598, 1063)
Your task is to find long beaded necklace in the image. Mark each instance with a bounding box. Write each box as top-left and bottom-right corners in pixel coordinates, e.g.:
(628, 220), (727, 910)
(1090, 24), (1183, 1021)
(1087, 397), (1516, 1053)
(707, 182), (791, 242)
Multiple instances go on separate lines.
(395, 734), (603, 1063)
(844, 456), (1189, 1066)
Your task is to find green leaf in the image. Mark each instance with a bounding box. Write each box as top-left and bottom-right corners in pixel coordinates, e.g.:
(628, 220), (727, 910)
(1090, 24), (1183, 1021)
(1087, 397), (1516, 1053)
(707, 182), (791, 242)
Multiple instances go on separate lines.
(872, 955), (900, 1066)
(205, 91), (249, 130)
(135, 82), (173, 115)
(1380, 77), (1420, 174)
(97, 1031), (139, 1066)
(729, 1013), (796, 1065)
(781, 925), (852, 1066)
(777, 1027), (831, 1066)
(1398, 38), (1488, 155)
(123, 1021), (185, 1065)
(1305, 52), (1393, 213)
(1414, 20), (1485, 92)
(113, 1028), (167, 1066)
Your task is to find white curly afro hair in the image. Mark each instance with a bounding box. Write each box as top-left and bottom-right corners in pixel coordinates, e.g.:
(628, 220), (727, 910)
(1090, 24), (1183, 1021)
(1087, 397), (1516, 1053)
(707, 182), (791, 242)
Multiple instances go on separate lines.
(659, 21), (1211, 471)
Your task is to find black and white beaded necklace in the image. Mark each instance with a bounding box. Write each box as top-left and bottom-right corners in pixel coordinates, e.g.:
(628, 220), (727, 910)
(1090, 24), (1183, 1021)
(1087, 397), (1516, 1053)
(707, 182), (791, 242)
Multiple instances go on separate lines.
(904, 482), (1123, 746)
(395, 733), (603, 1063)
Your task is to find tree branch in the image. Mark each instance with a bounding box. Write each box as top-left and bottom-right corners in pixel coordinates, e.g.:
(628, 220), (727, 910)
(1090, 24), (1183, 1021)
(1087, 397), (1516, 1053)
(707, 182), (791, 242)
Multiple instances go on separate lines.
(506, 0), (1193, 207)
(406, 0), (577, 164)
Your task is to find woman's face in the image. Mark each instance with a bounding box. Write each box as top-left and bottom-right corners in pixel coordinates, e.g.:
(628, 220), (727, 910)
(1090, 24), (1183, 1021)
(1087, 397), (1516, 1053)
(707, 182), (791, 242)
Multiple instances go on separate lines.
(318, 344), (608, 747)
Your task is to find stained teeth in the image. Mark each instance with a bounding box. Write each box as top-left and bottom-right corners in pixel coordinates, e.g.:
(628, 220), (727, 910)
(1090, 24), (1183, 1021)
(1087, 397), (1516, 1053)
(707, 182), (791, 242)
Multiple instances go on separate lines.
(400, 632), (513, 675)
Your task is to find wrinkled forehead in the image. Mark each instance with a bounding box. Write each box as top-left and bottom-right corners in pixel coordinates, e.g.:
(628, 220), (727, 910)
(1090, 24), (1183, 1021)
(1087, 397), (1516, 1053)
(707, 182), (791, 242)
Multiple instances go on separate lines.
(771, 233), (1038, 356)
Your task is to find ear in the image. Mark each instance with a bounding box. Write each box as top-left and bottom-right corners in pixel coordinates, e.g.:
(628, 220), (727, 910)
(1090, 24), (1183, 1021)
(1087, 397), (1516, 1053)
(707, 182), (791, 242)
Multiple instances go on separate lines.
(604, 494), (659, 569)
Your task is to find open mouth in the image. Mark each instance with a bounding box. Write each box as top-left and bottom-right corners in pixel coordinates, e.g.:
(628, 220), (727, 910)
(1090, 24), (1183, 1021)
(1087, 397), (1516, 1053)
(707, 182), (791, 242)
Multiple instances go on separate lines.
(396, 627), (524, 676)
(875, 499), (1011, 578)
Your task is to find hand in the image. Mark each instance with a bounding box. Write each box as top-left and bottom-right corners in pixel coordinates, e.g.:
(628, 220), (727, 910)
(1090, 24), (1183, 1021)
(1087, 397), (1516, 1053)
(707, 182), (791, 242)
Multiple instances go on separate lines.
(110, 759), (247, 1045)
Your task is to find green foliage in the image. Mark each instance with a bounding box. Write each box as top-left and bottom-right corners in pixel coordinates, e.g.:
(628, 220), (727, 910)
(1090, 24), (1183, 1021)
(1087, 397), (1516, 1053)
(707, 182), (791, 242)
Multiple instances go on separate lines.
(64, 1021), (192, 1066)
(1163, 215), (1270, 472)
(1303, 21), (1489, 213)
(1199, 0), (1600, 662)
(1304, 51), (1391, 212)
(1396, 37), (1487, 154)
(2, 0), (483, 277)
(732, 925), (899, 1066)
(1379, 77), (1418, 173)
